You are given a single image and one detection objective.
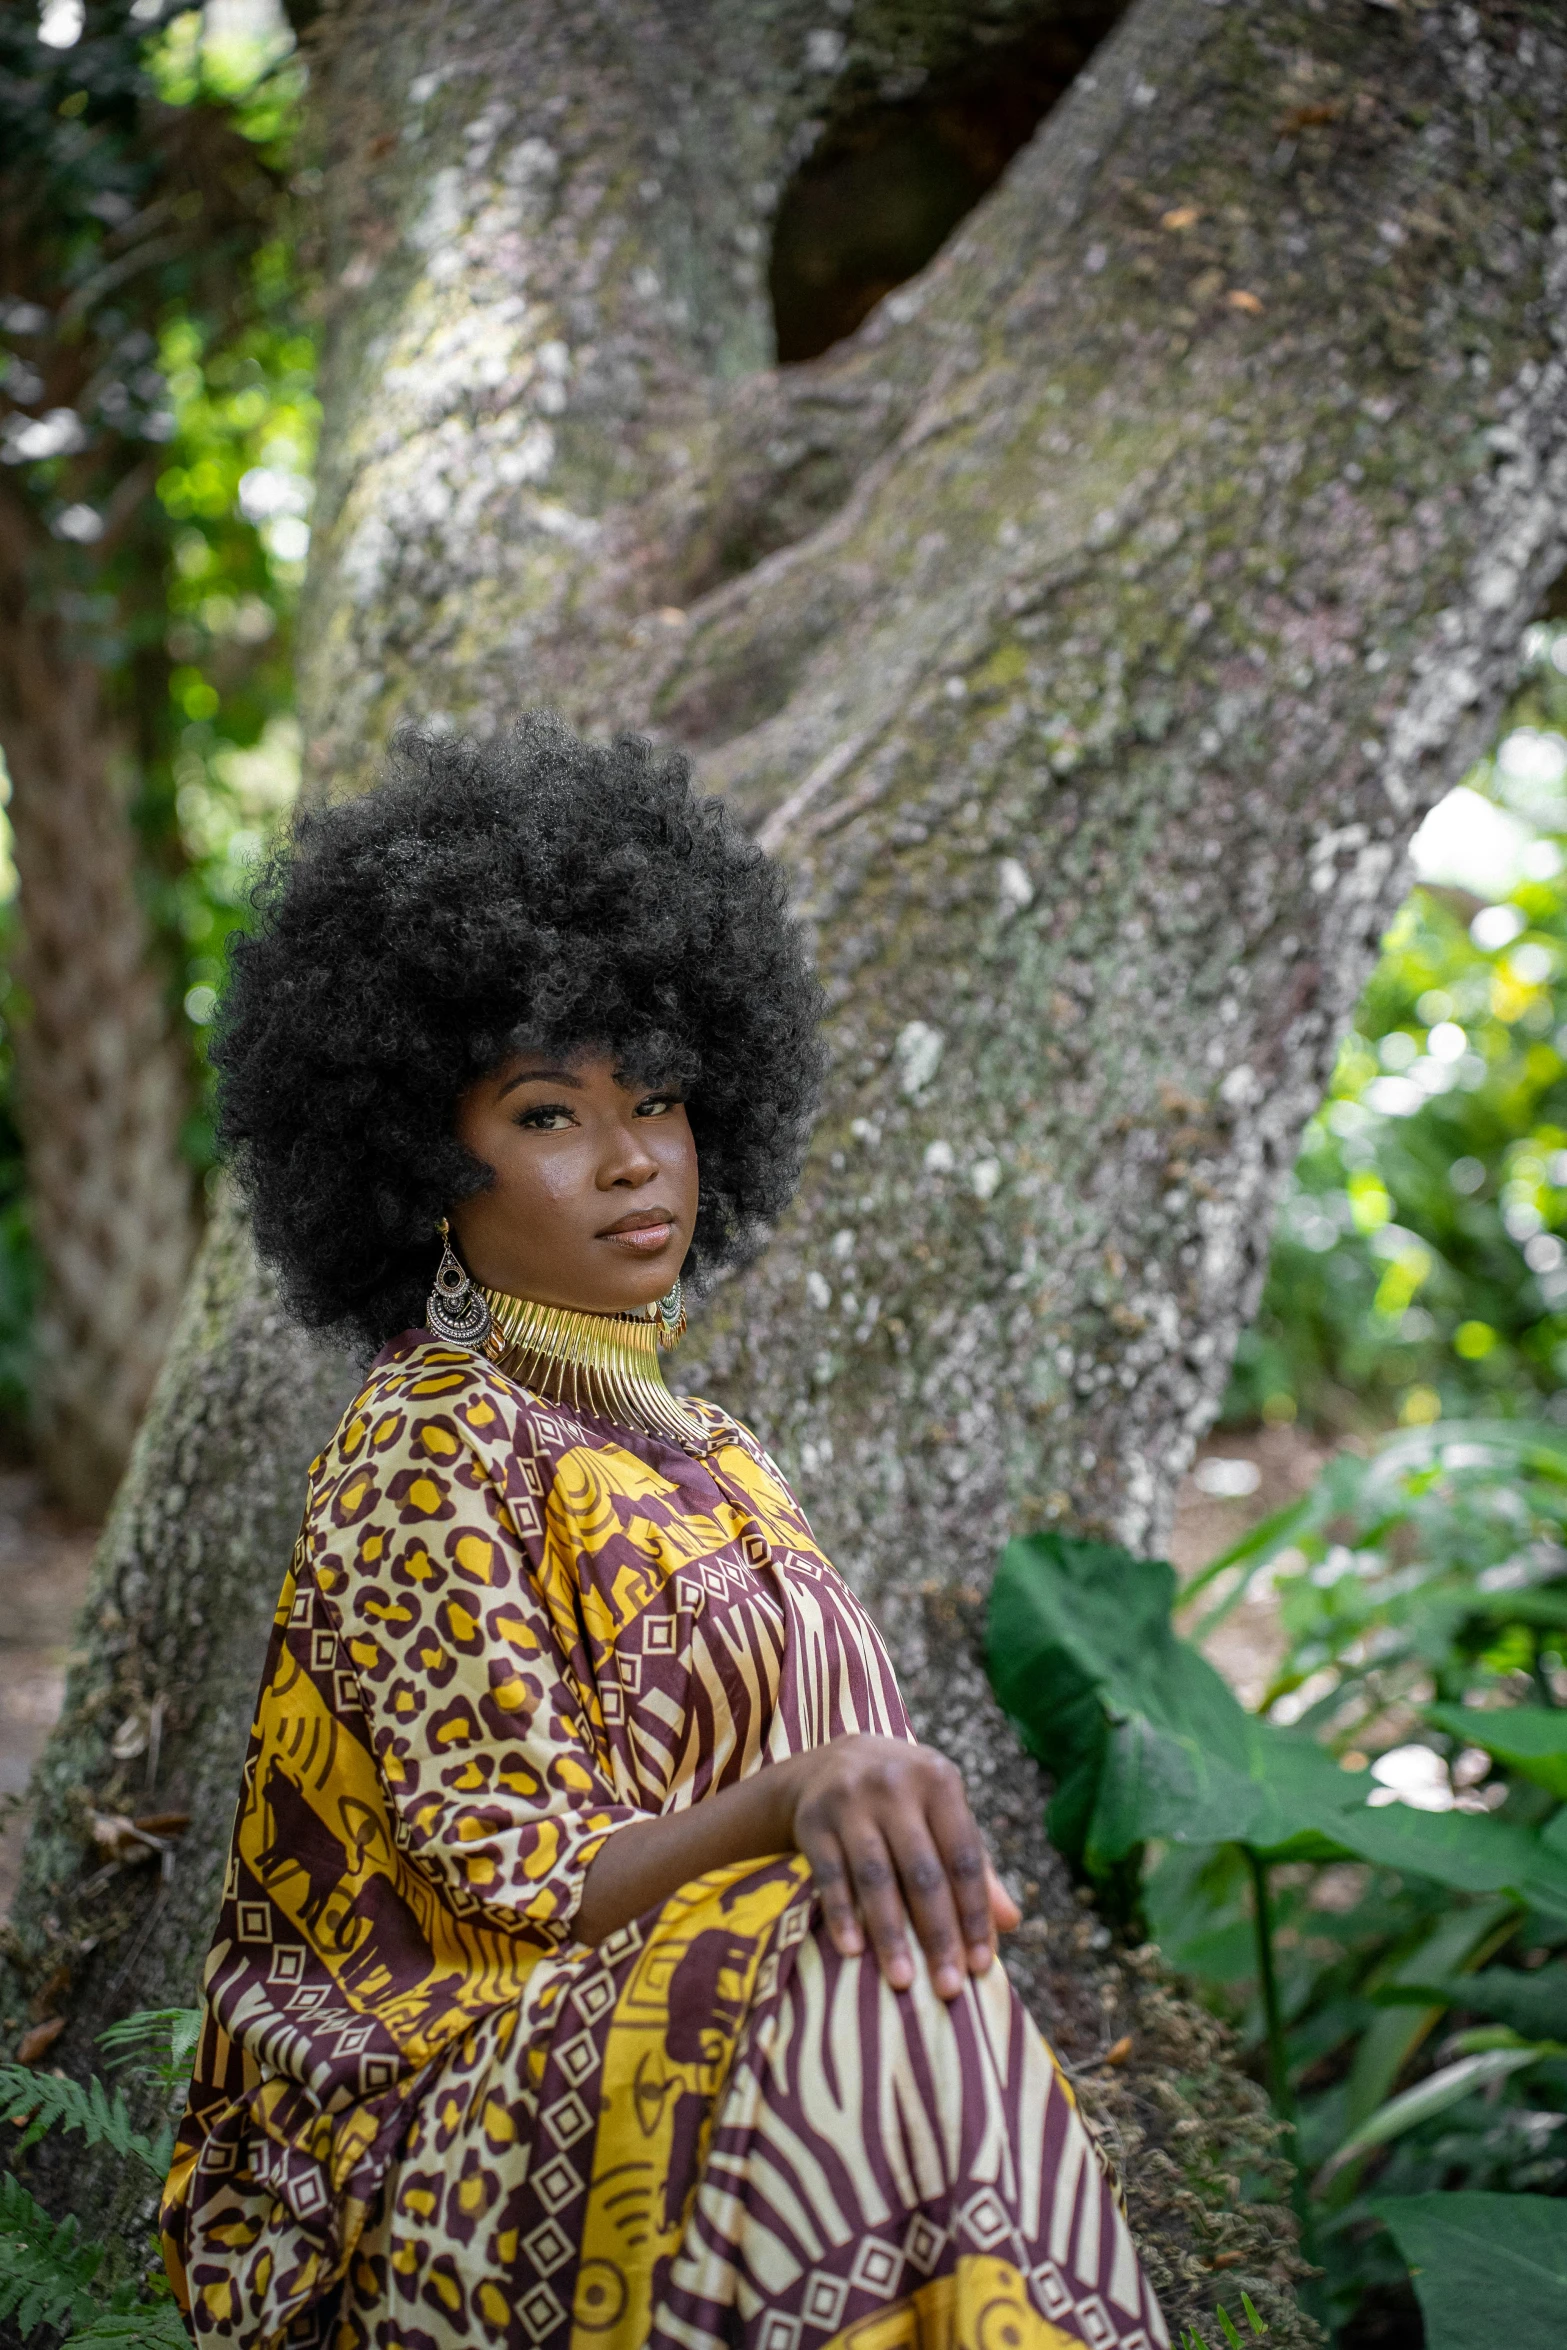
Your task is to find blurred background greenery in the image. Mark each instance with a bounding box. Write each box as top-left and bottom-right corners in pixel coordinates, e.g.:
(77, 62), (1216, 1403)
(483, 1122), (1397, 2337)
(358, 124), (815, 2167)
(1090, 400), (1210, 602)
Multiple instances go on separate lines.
(1152, 631), (1567, 2343)
(0, 0), (313, 1442)
(1227, 627), (1567, 1441)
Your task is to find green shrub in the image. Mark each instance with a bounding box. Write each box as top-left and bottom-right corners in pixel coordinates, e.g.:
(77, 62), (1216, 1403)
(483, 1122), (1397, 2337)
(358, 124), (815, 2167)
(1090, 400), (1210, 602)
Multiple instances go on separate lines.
(988, 1452), (1567, 2340)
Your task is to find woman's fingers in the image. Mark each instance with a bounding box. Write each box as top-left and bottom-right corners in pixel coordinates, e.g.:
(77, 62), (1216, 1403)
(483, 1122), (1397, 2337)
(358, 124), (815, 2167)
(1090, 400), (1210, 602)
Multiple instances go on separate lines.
(797, 1822), (863, 1957)
(798, 1788), (916, 1989)
(882, 1816), (967, 1999)
(790, 1737), (1016, 1998)
(925, 1766), (999, 1973)
(987, 1860), (1022, 1935)
(843, 1823), (915, 1990)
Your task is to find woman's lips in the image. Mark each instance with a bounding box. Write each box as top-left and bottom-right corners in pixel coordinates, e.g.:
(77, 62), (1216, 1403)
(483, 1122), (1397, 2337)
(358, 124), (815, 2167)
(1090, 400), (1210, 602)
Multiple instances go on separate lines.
(598, 1213), (677, 1252)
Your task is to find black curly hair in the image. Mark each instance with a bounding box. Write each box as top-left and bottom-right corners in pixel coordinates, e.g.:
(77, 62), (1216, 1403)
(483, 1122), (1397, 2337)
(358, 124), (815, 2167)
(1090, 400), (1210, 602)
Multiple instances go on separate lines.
(214, 713), (826, 1349)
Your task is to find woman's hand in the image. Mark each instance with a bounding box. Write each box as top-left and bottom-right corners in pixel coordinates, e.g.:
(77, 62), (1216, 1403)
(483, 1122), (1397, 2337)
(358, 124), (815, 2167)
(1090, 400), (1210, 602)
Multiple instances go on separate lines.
(576, 1729), (1018, 1979)
(784, 1734), (1020, 2001)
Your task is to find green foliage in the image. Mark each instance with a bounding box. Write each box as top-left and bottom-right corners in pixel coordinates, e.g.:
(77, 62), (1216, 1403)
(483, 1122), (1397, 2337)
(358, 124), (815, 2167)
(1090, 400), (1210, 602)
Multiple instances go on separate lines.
(0, 2063), (172, 2174)
(0, 1), (315, 1155)
(1372, 1958), (1567, 2040)
(1178, 2294), (1268, 2350)
(1227, 627), (1567, 1435)
(0, 2009), (198, 2344)
(1317, 2045), (1554, 2187)
(1183, 1418), (1567, 1745)
(1370, 2192), (1567, 2346)
(988, 1511), (1567, 2339)
(988, 1530), (1567, 1911)
(1425, 1700), (1567, 1797)
(0, 0), (301, 676)
(62, 2312), (190, 2349)
(0, 2), (313, 1430)
(143, 272), (315, 1173)
(96, 2008), (201, 2096)
(0, 903), (36, 1440)
(0, 2172), (104, 2341)
(139, 12), (317, 1123)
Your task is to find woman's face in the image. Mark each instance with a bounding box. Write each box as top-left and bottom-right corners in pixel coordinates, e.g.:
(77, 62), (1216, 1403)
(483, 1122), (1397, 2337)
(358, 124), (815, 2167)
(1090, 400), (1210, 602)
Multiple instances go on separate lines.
(448, 1047), (699, 1315)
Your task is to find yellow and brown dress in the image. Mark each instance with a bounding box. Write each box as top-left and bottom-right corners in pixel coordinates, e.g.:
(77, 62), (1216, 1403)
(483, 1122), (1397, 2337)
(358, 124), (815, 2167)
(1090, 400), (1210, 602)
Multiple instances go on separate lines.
(161, 1322), (1164, 2350)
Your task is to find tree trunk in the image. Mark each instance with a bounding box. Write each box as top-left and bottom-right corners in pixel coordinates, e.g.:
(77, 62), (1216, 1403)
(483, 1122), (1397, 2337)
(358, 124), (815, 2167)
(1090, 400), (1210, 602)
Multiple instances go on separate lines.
(8, 0), (1567, 2335)
(0, 627), (198, 1515)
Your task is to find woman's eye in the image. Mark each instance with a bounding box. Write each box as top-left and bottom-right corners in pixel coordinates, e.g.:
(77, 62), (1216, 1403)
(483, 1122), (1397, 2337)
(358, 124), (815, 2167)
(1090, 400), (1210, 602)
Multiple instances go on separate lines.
(635, 1094), (678, 1118)
(516, 1104), (575, 1131)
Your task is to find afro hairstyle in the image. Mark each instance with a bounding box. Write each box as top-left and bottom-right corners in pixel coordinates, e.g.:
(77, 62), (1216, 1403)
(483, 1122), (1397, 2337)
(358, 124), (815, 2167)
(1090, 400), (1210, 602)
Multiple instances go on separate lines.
(214, 711), (826, 1349)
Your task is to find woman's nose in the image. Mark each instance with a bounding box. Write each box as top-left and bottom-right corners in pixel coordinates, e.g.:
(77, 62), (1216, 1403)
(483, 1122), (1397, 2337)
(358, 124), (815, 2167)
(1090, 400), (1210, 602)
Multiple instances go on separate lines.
(599, 1120), (659, 1186)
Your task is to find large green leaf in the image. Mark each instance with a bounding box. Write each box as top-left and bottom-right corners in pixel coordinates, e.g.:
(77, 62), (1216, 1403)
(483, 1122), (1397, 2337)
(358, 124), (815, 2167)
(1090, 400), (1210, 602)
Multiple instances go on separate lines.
(988, 1533), (1266, 1867)
(1373, 1959), (1567, 2041)
(1426, 1701), (1567, 1799)
(1321, 1799), (1567, 1917)
(988, 1532), (1567, 1914)
(1372, 2192), (1567, 2347)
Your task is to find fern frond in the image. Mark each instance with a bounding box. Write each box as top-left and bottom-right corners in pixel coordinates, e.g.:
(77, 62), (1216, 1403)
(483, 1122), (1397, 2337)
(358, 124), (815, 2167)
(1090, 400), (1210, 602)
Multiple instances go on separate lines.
(0, 2064), (171, 2173)
(0, 2171), (104, 2340)
(63, 2306), (190, 2348)
(0, 2169), (103, 2259)
(97, 2009), (201, 2093)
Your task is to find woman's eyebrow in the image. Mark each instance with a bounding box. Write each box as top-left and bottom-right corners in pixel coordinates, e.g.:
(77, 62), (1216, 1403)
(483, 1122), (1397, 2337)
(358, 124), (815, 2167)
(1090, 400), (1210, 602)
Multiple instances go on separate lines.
(497, 1065), (583, 1098)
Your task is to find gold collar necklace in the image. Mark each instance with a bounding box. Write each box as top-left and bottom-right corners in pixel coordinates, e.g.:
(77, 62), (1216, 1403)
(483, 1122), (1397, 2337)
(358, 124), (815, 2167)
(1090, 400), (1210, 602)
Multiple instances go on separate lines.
(478, 1286), (715, 1455)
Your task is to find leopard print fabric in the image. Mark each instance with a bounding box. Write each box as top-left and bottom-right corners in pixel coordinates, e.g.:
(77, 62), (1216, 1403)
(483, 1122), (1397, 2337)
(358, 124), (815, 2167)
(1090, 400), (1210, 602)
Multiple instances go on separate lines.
(161, 1332), (1163, 2350)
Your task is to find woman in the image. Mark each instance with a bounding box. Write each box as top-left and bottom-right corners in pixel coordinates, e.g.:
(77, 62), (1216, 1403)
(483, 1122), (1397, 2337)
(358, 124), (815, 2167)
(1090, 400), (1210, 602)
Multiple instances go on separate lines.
(162, 717), (1162, 2350)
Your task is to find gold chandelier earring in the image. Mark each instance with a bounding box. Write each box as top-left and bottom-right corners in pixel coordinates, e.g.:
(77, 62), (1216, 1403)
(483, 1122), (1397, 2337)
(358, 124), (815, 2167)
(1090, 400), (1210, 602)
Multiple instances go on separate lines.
(653, 1277), (686, 1349)
(426, 1219), (494, 1351)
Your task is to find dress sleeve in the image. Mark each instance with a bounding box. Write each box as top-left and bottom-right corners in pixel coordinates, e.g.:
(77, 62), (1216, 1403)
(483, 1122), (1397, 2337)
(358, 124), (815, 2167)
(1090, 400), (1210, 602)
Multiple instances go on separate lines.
(306, 1368), (639, 1943)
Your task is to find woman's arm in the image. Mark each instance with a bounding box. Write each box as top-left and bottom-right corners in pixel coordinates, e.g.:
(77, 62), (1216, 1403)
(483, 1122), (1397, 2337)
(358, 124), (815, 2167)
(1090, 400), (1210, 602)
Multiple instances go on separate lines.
(576, 1733), (1020, 2002)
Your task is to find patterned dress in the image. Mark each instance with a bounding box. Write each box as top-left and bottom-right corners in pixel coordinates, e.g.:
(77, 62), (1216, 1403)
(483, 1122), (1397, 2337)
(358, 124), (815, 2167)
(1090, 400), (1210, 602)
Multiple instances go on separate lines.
(161, 1332), (1165, 2350)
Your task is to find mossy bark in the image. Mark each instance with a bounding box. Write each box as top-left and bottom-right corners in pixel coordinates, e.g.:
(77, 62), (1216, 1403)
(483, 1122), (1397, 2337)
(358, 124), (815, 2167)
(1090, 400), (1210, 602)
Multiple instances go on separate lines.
(7, 0), (1567, 2338)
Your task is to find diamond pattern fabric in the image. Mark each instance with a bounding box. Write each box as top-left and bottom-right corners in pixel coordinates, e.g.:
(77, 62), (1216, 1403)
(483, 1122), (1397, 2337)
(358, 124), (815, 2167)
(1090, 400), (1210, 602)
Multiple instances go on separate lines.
(160, 1332), (1162, 2350)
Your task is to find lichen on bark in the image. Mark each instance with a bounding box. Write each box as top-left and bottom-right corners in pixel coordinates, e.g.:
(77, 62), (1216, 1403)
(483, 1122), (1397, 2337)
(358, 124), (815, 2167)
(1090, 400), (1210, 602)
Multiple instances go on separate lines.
(6, 1), (1567, 2338)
